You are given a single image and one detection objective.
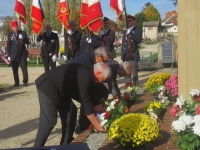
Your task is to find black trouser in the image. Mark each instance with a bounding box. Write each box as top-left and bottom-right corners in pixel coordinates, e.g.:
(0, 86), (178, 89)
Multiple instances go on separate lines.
(76, 84), (109, 130)
(42, 57), (56, 72)
(124, 61), (139, 86)
(34, 87), (77, 146)
(11, 58), (28, 84)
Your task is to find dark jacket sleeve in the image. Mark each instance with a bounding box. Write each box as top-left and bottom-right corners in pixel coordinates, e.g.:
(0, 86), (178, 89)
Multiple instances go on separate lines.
(53, 33), (59, 55)
(90, 35), (101, 49)
(7, 33), (11, 56)
(128, 28), (143, 45)
(22, 31), (29, 44)
(37, 34), (44, 42)
(77, 65), (95, 116)
(102, 29), (115, 49)
(72, 31), (82, 53)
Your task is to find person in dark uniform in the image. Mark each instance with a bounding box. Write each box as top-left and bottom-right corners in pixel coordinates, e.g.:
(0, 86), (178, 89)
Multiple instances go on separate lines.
(99, 17), (116, 59)
(37, 24), (59, 72)
(34, 62), (111, 147)
(7, 20), (30, 87)
(121, 15), (142, 86)
(75, 27), (101, 57)
(64, 20), (82, 61)
(72, 47), (133, 134)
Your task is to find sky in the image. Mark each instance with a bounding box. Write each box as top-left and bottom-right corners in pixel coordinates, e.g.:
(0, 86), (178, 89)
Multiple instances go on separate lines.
(0, 0), (177, 21)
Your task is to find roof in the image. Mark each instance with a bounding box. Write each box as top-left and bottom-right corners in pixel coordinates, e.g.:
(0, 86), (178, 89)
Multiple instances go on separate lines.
(143, 21), (159, 27)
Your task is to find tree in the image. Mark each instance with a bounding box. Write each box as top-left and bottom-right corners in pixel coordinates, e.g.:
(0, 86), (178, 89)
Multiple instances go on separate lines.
(68, 0), (82, 32)
(2, 16), (12, 38)
(109, 20), (119, 32)
(141, 2), (152, 12)
(43, 0), (51, 25)
(24, 0), (32, 35)
(143, 4), (161, 21)
(135, 12), (145, 29)
(49, 0), (62, 33)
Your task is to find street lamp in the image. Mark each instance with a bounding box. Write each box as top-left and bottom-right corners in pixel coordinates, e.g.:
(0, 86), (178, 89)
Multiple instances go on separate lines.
(173, 0), (177, 6)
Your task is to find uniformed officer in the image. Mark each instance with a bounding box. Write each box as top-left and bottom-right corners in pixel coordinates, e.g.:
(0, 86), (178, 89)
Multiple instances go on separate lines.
(64, 20), (82, 61)
(75, 27), (101, 57)
(99, 17), (116, 59)
(121, 15), (143, 86)
(37, 24), (59, 72)
(7, 20), (30, 87)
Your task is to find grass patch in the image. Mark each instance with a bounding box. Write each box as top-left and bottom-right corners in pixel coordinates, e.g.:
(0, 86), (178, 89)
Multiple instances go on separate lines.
(0, 84), (12, 92)
(146, 53), (158, 61)
(139, 46), (145, 50)
(145, 41), (160, 45)
(0, 59), (68, 67)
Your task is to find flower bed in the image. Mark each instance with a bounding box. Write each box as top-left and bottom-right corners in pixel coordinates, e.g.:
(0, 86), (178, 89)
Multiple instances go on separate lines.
(171, 89), (200, 150)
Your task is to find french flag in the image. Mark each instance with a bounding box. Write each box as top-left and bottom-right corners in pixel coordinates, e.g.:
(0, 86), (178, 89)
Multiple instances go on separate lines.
(57, 0), (70, 30)
(31, 0), (44, 35)
(86, 0), (103, 34)
(110, 0), (124, 22)
(80, 0), (88, 29)
(14, 0), (26, 25)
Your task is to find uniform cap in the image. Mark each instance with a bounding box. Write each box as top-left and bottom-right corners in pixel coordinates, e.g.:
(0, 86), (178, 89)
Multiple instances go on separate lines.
(10, 20), (18, 27)
(103, 17), (110, 22)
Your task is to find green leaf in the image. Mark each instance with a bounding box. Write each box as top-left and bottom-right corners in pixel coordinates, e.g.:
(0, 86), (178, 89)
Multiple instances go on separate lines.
(117, 99), (127, 113)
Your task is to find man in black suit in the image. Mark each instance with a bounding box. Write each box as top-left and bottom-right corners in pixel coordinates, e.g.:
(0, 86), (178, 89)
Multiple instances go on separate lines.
(121, 15), (142, 86)
(64, 20), (82, 61)
(72, 47), (132, 134)
(37, 24), (59, 72)
(7, 20), (30, 87)
(99, 17), (116, 59)
(34, 62), (110, 146)
(75, 27), (102, 57)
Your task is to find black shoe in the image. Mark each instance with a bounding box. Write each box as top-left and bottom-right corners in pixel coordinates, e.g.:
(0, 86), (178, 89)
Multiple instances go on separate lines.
(75, 126), (83, 134)
(24, 83), (28, 86)
(13, 83), (19, 87)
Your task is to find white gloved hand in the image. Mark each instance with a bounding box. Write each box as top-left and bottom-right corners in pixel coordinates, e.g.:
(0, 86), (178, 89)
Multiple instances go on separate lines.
(99, 30), (105, 36)
(68, 29), (72, 35)
(52, 55), (57, 62)
(126, 29), (131, 35)
(63, 55), (67, 61)
(87, 38), (92, 43)
(8, 57), (11, 61)
(19, 34), (23, 39)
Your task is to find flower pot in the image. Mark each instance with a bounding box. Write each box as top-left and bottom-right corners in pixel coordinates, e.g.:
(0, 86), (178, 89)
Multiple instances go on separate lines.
(124, 145), (146, 150)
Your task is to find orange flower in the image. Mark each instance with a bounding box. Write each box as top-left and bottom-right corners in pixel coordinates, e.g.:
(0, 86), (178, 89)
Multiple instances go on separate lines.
(124, 107), (129, 113)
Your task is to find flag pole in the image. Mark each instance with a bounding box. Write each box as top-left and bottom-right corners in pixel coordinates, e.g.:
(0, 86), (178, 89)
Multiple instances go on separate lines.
(123, 0), (133, 59)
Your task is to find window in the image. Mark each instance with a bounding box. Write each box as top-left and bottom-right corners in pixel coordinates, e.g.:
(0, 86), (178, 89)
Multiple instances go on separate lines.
(174, 28), (177, 30)
(148, 27), (153, 30)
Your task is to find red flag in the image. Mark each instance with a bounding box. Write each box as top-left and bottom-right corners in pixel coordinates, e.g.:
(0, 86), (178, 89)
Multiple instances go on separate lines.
(110, 0), (124, 22)
(14, 0), (26, 25)
(87, 0), (103, 34)
(80, 0), (88, 29)
(57, 0), (70, 30)
(31, 0), (44, 35)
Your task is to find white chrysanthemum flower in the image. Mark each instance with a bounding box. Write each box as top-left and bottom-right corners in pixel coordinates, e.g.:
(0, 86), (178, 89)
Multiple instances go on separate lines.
(106, 107), (111, 111)
(192, 115), (200, 124)
(192, 123), (200, 136)
(172, 120), (186, 132)
(179, 115), (193, 126)
(175, 95), (186, 108)
(157, 85), (165, 92)
(110, 101), (116, 110)
(190, 89), (200, 97)
(100, 119), (108, 126)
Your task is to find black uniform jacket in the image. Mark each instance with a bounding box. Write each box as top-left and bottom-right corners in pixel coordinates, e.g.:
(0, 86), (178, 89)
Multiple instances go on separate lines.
(75, 32), (101, 57)
(7, 30), (29, 61)
(64, 30), (82, 58)
(37, 32), (59, 58)
(35, 63), (100, 116)
(121, 26), (142, 61)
